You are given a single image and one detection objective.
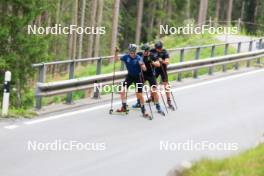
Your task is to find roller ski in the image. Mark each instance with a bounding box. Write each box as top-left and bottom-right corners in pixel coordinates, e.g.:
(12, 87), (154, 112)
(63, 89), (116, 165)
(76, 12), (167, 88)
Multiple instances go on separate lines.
(141, 105), (152, 120)
(167, 100), (175, 111)
(109, 103), (129, 115)
(156, 104), (165, 116)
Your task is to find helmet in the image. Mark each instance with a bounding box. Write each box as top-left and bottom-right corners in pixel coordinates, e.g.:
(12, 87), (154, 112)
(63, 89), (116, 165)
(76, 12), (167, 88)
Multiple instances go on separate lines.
(141, 43), (150, 51)
(155, 41), (163, 49)
(128, 44), (137, 52)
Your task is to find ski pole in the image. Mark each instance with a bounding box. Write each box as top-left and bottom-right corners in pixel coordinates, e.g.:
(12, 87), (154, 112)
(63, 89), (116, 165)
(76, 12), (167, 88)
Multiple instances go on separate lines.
(149, 63), (168, 114)
(140, 69), (154, 120)
(159, 60), (178, 109)
(109, 47), (119, 114)
(159, 89), (168, 113)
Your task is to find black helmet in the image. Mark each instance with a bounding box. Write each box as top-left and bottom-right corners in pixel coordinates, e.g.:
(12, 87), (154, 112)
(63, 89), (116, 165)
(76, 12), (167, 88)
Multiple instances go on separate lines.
(155, 41), (163, 49)
(141, 43), (150, 51)
(128, 44), (137, 52)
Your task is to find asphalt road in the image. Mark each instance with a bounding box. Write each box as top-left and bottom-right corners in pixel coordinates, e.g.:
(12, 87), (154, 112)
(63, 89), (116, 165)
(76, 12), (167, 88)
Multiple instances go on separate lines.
(0, 69), (264, 176)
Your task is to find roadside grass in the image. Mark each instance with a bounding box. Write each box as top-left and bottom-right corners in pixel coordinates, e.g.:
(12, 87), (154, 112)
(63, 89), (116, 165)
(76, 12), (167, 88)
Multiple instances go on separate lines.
(0, 108), (36, 118)
(182, 144), (264, 176)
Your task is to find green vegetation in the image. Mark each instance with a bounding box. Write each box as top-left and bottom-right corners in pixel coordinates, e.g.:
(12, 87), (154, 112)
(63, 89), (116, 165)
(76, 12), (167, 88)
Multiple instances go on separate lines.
(182, 144), (264, 176)
(0, 1), (51, 109)
(1, 0), (264, 117)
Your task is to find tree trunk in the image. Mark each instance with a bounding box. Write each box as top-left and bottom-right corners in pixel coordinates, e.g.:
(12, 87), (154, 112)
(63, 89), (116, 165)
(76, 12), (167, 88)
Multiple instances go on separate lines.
(52, 0), (61, 78)
(198, 0), (208, 26)
(166, 0), (172, 23)
(94, 0), (104, 57)
(15, 79), (22, 108)
(135, 0), (144, 45)
(254, 0), (259, 20)
(87, 0), (97, 57)
(147, 2), (155, 41)
(240, 0), (245, 20)
(78, 0), (86, 60)
(186, 0), (191, 19)
(226, 0), (233, 26)
(156, 1), (163, 39)
(71, 0), (78, 60)
(110, 0), (120, 56)
(215, 0), (221, 25)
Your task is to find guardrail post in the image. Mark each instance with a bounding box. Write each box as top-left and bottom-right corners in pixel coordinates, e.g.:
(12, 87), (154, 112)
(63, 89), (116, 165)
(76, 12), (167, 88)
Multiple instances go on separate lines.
(223, 43), (229, 72)
(209, 45), (215, 75)
(177, 49), (184, 81)
(35, 64), (46, 109)
(66, 61), (75, 104)
(193, 47), (200, 78)
(96, 57), (102, 75)
(93, 58), (102, 98)
(235, 42), (241, 70)
(247, 41), (253, 67)
(257, 38), (262, 64)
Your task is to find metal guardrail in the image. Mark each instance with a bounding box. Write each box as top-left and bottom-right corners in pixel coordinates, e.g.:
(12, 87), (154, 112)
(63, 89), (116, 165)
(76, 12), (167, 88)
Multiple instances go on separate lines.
(33, 37), (264, 109)
(34, 49), (264, 109)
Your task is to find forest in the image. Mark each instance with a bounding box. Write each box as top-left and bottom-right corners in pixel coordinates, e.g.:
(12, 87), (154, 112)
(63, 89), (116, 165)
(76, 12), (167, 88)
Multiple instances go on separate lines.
(0, 0), (264, 112)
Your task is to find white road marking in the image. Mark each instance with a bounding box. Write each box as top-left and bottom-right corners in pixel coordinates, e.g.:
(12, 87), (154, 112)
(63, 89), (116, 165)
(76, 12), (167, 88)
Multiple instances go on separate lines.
(172, 68), (264, 92)
(24, 98), (137, 125)
(4, 125), (19, 129)
(16, 68), (264, 125)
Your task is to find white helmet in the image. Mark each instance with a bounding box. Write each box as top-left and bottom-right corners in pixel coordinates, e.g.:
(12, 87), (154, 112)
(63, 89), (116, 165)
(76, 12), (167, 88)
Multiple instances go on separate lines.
(128, 44), (137, 52)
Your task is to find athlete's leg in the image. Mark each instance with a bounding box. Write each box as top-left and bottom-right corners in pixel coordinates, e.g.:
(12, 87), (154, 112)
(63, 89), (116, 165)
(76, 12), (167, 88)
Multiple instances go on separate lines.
(117, 76), (132, 112)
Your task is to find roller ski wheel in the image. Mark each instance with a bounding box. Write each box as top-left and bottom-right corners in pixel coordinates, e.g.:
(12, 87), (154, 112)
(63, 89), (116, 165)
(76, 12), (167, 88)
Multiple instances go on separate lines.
(109, 107), (129, 115)
(142, 112), (152, 120)
(168, 104), (175, 111)
(109, 111), (128, 116)
(158, 110), (166, 116)
(156, 104), (165, 116)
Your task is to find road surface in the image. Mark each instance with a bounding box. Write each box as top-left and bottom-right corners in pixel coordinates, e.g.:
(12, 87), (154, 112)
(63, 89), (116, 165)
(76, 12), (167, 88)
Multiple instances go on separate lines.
(0, 69), (264, 176)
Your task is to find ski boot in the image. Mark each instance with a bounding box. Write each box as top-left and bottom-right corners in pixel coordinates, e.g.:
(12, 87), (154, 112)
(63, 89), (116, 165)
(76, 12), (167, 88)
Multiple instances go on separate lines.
(167, 100), (175, 111)
(116, 103), (129, 114)
(141, 105), (152, 120)
(156, 104), (165, 116)
(132, 99), (141, 108)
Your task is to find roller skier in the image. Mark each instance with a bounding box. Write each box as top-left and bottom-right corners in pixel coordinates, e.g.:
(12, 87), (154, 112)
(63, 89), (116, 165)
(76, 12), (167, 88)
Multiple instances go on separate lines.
(114, 44), (152, 119)
(132, 43), (166, 116)
(149, 41), (176, 110)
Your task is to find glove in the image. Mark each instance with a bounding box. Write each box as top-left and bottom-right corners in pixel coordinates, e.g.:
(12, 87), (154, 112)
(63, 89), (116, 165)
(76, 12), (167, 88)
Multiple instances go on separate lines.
(146, 56), (152, 62)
